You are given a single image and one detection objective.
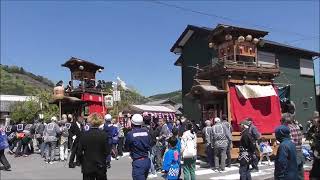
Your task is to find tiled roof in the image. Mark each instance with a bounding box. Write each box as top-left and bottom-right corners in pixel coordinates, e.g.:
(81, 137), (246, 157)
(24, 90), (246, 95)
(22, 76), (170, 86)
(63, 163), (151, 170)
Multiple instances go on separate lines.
(0, 101), (17, 112)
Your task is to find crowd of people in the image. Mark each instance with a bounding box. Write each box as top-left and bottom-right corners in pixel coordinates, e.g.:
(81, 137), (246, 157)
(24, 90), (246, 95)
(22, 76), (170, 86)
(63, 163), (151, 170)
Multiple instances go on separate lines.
(0, 110), (319, 180)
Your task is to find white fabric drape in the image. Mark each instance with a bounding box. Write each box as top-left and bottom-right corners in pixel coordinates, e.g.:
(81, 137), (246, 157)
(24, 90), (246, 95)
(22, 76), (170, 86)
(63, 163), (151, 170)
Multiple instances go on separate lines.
(235, 85), (277, 99)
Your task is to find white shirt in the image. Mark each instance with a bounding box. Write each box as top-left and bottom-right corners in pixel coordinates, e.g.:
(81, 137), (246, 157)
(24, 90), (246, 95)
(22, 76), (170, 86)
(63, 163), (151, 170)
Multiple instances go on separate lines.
(76, 122), (81, 129)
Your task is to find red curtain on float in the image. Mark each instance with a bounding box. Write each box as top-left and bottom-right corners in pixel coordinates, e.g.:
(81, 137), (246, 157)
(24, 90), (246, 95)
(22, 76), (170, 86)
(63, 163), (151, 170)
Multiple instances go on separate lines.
(89, 102), (104, 115)
(229, 85), (281, 133)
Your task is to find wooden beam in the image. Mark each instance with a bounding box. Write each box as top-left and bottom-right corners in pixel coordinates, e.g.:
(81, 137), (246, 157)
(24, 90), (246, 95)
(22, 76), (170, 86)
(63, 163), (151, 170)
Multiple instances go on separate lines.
(225, 80), (232, 122)
(228, 79), (272, 84)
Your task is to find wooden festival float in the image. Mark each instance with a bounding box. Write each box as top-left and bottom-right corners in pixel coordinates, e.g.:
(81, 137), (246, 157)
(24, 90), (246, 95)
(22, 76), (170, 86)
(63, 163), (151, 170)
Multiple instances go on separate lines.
(186, 26), (282, 158)
(52, 57), (110, 119)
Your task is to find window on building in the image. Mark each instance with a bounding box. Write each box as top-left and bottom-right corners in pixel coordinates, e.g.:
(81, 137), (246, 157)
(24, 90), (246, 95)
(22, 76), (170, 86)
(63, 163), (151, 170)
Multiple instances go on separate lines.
(258, 51), (276, 66)
(300, 58), (314, 76)
(302, 101), (309, 110)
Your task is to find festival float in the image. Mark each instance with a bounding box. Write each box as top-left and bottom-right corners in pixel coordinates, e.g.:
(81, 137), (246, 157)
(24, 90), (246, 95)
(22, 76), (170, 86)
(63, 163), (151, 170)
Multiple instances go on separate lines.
(186, 26), (282, 158)
(52, 57), (112, 119)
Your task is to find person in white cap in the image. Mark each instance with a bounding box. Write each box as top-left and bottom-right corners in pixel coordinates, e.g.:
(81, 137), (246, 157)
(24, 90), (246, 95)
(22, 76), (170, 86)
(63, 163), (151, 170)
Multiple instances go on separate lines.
(103, 114), (113, 169)
(211, 117), (231, 172)
(43, 116), (61, 164)
(125, 114), (151, 180)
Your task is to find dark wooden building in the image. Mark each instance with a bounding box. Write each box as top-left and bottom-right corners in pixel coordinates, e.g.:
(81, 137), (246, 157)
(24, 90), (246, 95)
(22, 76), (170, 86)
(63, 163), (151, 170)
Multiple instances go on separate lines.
(171, 24), (319, 130)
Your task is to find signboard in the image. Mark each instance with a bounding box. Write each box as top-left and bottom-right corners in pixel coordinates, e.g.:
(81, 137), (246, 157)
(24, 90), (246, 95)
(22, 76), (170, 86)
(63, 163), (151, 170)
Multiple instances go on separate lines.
(104, 95), (114, 108)
(113, 91), (121, 102)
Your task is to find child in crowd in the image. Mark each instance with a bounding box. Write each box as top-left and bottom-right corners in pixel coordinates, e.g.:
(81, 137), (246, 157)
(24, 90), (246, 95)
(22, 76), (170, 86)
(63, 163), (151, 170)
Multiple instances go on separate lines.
(162, 137), (180, 180)
(258, 137), (273, 165)
(172, 128), (181, 152)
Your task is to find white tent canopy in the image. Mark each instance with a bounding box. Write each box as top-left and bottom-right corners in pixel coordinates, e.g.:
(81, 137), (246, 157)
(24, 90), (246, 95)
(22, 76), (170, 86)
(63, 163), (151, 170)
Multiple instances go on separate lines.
(130, 105), (175, 113)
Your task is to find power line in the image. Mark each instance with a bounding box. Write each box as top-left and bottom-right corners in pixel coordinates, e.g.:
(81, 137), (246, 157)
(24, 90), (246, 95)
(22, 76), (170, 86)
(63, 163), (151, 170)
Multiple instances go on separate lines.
(286, 36), (320, 43)
(151, 1), (320, 39)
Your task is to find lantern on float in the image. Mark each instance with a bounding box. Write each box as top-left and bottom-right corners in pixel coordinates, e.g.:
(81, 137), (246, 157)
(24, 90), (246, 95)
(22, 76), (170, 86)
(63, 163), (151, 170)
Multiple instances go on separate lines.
(259, 39), (265, 47)
(238, 36), (245, 42)
(53, 86), (64, 100)
(246, 35), (252, 41)
(225, 34), (232, 41)
(252, 38), (259, 44)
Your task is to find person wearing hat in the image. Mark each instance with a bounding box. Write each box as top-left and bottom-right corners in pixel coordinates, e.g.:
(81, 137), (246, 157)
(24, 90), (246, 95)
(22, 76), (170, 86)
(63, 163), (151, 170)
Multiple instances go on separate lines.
(202, 120), (214, 168)
(103, 114), (114, 169)
(211, 117), (231, 172)
(125, 114), (151, 180)
(274, 125), (298, 180)
(238, 120), (255, 180)
(77, 113), (111, 180)
(43, 116), (61, 164)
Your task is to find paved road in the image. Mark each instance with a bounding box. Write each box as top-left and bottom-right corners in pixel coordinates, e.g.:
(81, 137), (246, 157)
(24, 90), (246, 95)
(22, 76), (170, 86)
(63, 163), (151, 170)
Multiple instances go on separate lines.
(0, 151), (312, 180)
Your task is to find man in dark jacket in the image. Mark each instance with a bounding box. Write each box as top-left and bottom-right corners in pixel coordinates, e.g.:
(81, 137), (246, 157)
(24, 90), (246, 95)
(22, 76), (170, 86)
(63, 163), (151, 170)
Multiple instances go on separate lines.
(281, 116), (304, 180)
(238, 120), (255, 180)
(69, 116), (84, 168)
(103, 114), (113, 169)
(77, 113), (111, 180)
(247, 118), (260, 171)
(274, 125), (298, 180)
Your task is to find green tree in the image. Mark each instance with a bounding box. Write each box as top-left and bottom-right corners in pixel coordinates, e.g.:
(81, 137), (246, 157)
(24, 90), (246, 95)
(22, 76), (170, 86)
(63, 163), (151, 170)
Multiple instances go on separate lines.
(10, 90), (58, 123)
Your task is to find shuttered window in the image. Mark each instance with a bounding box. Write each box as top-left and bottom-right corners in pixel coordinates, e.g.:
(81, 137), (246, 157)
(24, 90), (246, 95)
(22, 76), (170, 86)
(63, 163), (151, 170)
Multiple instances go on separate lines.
(258, 51), (276, 66)
(300, 58), (314, 76)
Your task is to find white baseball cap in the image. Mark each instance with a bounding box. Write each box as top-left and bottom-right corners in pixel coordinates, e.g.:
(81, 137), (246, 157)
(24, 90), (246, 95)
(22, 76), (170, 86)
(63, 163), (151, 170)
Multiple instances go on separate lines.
(214, 117), (221, 123)
(51, 116), (58, 122)
(104, 114), (112, 121)
(131, 114), (143, 125)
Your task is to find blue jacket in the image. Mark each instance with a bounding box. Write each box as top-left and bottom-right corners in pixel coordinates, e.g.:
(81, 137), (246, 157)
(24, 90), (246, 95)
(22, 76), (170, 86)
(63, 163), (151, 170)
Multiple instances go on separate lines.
(162, 148), (180, 180)
(103, 122), (114, 144)
(125, 127), (151, 160)
(274, 125), (298, 180)
(0, 129), (9, 150)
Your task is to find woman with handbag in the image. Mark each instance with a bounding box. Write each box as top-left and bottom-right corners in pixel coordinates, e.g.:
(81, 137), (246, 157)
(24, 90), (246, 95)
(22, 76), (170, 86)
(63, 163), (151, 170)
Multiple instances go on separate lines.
(181, 123), (197, 180)
(0, 127), (11, 171)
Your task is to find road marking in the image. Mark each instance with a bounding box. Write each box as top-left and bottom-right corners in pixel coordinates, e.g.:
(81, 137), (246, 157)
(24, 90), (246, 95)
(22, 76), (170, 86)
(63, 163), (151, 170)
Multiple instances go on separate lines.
(210, 168), (274, 180)
(195, 166), (239, 175)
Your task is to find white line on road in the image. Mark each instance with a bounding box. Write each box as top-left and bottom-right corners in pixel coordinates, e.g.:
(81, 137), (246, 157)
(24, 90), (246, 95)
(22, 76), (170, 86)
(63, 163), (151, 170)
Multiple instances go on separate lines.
(195, 166), (239, 175)
(210, 168), (275, 180)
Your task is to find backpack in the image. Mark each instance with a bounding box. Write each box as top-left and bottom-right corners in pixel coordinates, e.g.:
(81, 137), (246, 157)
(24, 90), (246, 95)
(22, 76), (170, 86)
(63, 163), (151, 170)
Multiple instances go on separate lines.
(17, 124), (24, 132)
(65, 123), (71, 130)
(43, 123), (57, 142)
(182, 134), (197, 158)
(61, 125), (69, 137)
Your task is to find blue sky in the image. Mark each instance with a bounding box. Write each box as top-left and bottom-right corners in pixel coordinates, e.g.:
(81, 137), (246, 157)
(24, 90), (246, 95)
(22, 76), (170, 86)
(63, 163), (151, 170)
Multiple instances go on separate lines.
(1, 1), (319, 96)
